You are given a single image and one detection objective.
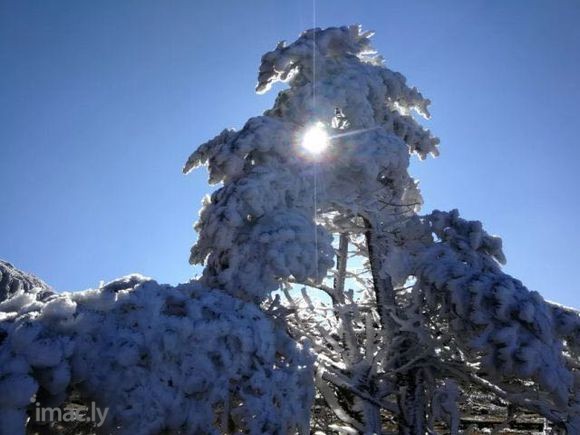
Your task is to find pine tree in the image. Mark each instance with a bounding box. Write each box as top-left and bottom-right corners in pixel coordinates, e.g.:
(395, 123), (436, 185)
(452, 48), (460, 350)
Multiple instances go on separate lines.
(184, 25), (580, 433)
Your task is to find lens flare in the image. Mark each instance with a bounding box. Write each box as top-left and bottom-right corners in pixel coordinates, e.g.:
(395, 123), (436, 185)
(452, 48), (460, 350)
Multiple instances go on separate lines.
(301, 122), (329, 155)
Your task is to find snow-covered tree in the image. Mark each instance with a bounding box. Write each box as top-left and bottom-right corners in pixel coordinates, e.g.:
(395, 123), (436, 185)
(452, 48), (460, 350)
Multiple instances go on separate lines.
(183, 25), (580, 433)
(1, 24), (579, 435)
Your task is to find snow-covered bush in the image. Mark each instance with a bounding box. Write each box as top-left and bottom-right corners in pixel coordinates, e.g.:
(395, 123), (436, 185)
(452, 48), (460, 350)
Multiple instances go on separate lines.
(0, 273), (313, 434)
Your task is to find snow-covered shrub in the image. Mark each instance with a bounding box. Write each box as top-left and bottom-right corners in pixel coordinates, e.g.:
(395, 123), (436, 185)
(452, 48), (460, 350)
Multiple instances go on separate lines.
(0, 274), (313, 434)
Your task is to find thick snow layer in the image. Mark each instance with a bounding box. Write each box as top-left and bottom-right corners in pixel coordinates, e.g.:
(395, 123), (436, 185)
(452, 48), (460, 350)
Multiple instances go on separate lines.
(415, 210), (575, 406)
(0, 275), (314, 434)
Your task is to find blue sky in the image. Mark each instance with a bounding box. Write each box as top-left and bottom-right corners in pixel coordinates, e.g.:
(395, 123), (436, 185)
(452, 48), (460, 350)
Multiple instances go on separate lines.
(1, 1), (579, 307)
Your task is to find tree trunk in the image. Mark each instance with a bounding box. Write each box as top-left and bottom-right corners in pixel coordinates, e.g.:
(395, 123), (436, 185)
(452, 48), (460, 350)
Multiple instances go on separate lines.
(334, 232), (382, 434)
(363, 217), (427, 434)
(397, 368), (426, 435)
(362, 218), (396, 335)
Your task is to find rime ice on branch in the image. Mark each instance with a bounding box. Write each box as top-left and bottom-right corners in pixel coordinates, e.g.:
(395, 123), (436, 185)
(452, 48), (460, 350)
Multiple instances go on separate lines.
(184, 25), (579, 432)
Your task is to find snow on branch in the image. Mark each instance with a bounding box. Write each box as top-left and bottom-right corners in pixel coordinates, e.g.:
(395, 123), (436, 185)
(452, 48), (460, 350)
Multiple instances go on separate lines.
(412, 210), (579, 429)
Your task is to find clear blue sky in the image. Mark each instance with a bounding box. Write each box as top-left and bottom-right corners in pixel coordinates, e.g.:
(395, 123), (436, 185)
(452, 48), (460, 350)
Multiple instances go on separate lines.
(1, 1), (579, 307)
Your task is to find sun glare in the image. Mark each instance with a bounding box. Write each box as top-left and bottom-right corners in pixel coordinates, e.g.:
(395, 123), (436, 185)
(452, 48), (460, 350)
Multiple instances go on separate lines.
(301, 122), (329, 155)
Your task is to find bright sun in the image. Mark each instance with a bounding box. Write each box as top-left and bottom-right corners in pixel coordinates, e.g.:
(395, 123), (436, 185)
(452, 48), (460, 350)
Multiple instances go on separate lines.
(301, 122), (329, 155)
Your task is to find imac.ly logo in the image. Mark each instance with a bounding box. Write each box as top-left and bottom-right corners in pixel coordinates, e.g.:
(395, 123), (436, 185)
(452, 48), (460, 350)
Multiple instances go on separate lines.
(33, 401), (109, 428)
